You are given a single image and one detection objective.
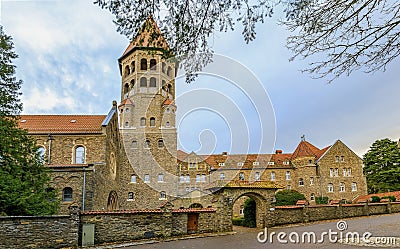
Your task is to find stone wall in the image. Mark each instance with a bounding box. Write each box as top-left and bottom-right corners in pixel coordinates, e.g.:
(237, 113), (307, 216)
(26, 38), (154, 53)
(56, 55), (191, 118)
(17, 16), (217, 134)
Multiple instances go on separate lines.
(81, 208), (218, 246)
(271, 202), (400, 226)
(0, 204), (80, 249)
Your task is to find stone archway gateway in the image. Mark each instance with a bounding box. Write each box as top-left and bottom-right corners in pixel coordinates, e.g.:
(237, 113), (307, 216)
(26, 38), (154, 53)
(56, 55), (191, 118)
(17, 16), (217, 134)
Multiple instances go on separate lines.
(206, 180), (282, 231)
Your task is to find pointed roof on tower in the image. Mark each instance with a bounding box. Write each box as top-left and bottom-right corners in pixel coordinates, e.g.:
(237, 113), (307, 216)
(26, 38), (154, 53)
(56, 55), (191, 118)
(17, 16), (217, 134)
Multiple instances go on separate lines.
(291, 139), (321, 159)
(120, 16), (170, 60)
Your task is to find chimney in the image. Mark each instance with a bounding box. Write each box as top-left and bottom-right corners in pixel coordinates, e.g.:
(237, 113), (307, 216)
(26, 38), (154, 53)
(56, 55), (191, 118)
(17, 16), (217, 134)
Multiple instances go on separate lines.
(275, 150), (282, 154)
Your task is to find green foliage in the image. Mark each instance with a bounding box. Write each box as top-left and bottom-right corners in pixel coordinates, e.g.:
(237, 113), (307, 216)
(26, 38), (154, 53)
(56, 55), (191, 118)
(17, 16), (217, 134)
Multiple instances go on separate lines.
(370, 196), (381, 203)
(363, 138), (400, 194)
(381, 196), (396, 202)
(316, 196), (329, 205)
(243, 198), (256, 228)
(275, 190), (306, 206)
(232, 217), (245, 226)
(0, 26), (59, 216)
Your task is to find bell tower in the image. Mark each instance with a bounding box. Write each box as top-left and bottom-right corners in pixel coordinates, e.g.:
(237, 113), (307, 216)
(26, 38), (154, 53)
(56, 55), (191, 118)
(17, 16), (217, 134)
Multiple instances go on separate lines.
(117, 16), (178, 204)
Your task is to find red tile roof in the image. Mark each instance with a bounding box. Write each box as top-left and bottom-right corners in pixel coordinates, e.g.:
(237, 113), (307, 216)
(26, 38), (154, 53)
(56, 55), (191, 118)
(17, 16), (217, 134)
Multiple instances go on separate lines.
(206, 180), (283, 190)
(163, 98), (174, 106)
(118, 98), (133, 107)
(291, 140), (321, 159)
(82, 208), (216, 215)
(18, 115), (106, 134)
(353, 191), (400, 203)
(177, 150), (189, 161)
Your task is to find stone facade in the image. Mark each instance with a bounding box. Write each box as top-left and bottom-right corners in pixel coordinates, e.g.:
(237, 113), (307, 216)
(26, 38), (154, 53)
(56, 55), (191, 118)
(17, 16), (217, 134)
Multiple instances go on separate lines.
(18, 17), (366, 221)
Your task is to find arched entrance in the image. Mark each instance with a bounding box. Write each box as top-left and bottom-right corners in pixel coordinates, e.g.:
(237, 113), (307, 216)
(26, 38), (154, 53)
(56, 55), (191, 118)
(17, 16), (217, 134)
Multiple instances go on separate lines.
(107, 191), (119, 210)
(206, 180), (282, 231)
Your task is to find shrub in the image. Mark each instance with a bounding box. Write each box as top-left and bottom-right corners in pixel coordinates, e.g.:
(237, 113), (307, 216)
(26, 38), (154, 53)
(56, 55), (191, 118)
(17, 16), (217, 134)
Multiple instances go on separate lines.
(316, 196), (329, 204)
(243, 198), (256, 228)
(381, 196), (396, 202)
(275, 190), (306, 206)
(232, 218), (245, 226)
(370, 196), (381, 203)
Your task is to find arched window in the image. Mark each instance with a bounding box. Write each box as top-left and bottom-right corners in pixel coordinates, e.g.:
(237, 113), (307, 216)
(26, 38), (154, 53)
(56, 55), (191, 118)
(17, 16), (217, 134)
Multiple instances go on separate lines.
(131, 174), (137, 183)
(145, 140), (150, 148)
(150, 117), (156, 127)
(149, 77), (156, 87)
(140, 77), (147, 87)
(131, 61), (135, 72)
(150, 59), (157, 70)
(140, 117), (146, 126)
(270, 171), (276, 181)
(140, 58), (147, 70)
(158, 139), (164, 148)
(124, 83), (129, 94)
(166, 121), (170, 127)
(132, 140), (138, 148)
(167, 84), (172, 93)
(124, 65), (130, 76)
(75, 146), (85, 164)
(160, 191), (166, 199)
(162, 62), (166, 73)
(167, 66), (172, 76)
(180, 175), (185, 183)
(130, 79), (135, 88)
(63, 187), (73, 202)
(37, 147), (45, 161)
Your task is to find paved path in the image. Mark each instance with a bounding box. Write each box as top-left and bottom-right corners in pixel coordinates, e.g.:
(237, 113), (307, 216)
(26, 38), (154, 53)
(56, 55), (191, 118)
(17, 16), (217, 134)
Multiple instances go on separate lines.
(104, 213), (400, 249)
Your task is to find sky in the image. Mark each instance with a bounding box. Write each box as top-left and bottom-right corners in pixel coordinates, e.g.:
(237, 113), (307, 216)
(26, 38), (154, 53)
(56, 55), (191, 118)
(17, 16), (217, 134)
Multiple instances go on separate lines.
(2, 0), (400, 156)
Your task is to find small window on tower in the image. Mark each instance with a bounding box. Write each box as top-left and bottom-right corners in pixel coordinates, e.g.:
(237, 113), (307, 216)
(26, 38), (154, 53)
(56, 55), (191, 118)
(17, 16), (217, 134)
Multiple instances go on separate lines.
(131, 61), (135, 72)
(124, 83), (129, 94)
(150, 59), (157, 70)
(158, 139), (164, 148)
(166, 121), (170, 127)
(162, 62), (166, 73)
(140, 77), (147, 87)
(140, 58), (147, 70)
(167, 66), (172, 77)
(124, 65), (130, 76)
(150, 77), (156, 87)
(140, 117), (146, 126)
(150, 117), (156, 127)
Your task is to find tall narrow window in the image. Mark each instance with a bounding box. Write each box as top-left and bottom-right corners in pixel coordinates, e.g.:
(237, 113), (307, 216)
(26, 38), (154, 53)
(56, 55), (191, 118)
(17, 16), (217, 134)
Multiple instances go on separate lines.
(347, 168), (352, 176)
(131, 174), (137, 183)
(220, 173), (225, 180)
(162, 62), (166, 73)
(158, 139), (164, 148)
(63, 187), (73, 202)
(75, 146), (85, 164)
(124, 65), (130, 76)
(132, 140), (138, 148)
(185, 174), (190, 182)
(158, 173), (164, 182)
(150, 117), (156, 127)
(310, 193), (315, 201)
(167, 66), (172, 76)
(180, 175), (185, 183)
(285, 171), (291, 180)
(150, 77), (156, 87)
(201, 174), (206, 182)
(335, 156), (339, 162)
(341, 156), (345, 162)
(150, 59), (157, 70)
(128, 192), (134, 200)
(270, 171), (276, 181)
(196, 174), (200, 182)
(37, 147), (45, 162)
(124, 83), (129, 94)
(351, 182), (357, 191)
(328, 183), (333, 192)
(310, 177), (314, 185)
(130, 79), (135, 88)
(160, 191), (166, 199)
(330, 168), (334, 177)
(144, 174), (150, 183)
(140, 117), (146, 126)
(140, 58), (147, 70)
(299, 178), (304, 186)
(239, 172), (245, 180)
(340, 182), (345, 192)
(255, 172), (260, 181)
(140, 77), (147, 87)
(145, 140), (150, 148)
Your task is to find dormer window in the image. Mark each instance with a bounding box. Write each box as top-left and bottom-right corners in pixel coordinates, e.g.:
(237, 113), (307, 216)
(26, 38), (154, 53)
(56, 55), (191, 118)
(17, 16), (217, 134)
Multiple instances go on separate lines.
(253, 162), (259, 166)
(267, 162), (274, 165)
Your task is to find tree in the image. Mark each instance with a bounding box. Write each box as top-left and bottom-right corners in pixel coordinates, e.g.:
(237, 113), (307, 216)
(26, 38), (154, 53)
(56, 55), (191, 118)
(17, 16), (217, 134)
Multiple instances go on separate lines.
(363, 138), (400, 194)
(275, 189), (306, 206)
(95, 0), (400, 82)
(0, 26), (59, 216)
(243, 198), (256, 228)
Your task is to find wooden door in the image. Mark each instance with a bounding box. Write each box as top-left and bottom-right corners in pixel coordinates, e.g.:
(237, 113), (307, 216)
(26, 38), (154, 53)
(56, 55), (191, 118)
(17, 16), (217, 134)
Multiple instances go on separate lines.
(187, 213), (199, 234)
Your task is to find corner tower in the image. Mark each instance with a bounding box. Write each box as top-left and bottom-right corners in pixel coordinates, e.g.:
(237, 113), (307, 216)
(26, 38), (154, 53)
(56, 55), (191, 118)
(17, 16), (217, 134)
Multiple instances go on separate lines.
(117, 17), (178, 207)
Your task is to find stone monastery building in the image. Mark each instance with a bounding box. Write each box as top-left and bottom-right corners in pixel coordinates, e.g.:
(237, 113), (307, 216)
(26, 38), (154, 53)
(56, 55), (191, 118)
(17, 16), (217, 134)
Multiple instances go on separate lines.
(19, 17), (367, 214)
